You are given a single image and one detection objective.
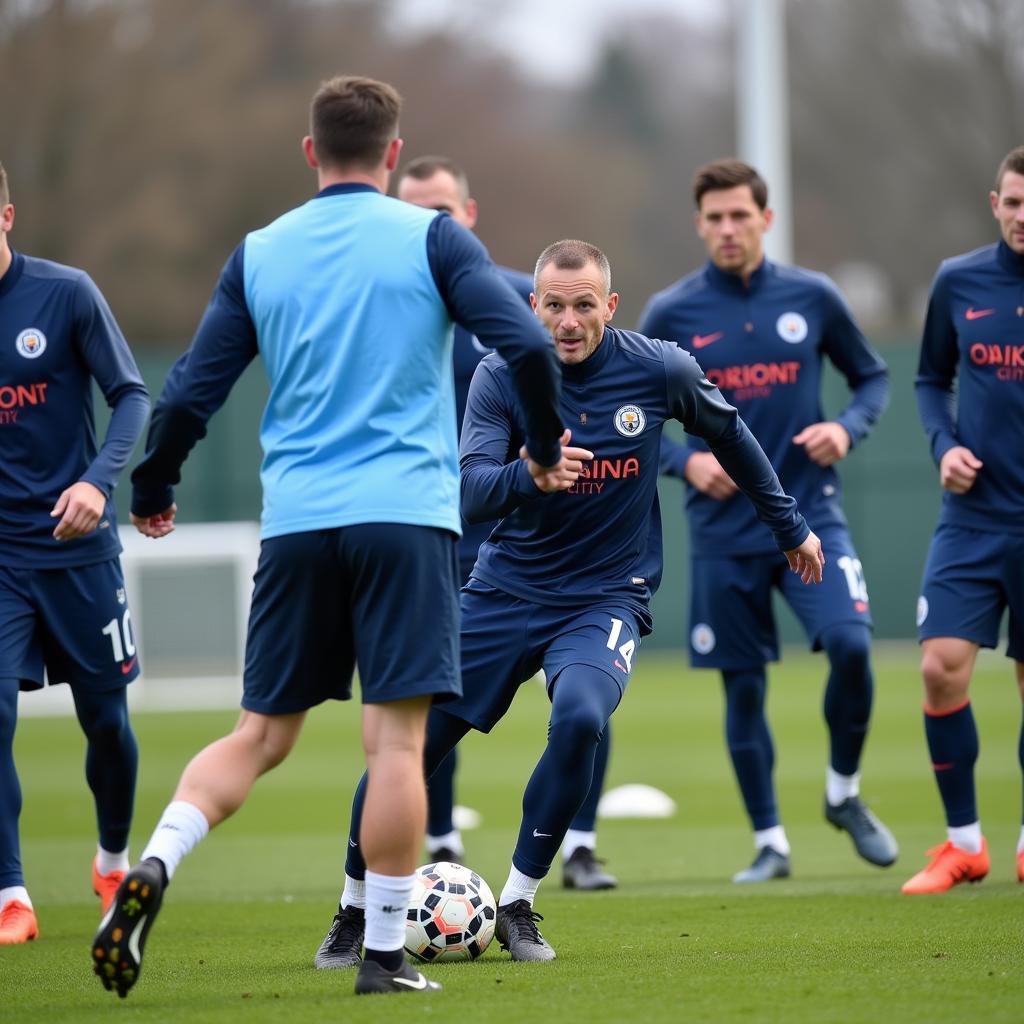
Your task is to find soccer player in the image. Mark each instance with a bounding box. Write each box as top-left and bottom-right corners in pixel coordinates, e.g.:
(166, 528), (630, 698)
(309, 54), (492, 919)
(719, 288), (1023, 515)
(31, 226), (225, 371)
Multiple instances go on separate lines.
(313, 238), (824, 965)
(639, 159), (897, 882)
(89, 76), (563, 998)
(902, 145), (1024, 894)
(0, 162), (149, 944)
(396, 155), (616, 891)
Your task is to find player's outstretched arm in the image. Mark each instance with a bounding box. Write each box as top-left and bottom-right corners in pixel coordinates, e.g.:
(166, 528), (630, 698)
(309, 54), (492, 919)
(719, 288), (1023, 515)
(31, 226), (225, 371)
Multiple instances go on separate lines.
(784, 529), (825, 585)
(666, 346), (808, 554)
(429, 216), (562, 467)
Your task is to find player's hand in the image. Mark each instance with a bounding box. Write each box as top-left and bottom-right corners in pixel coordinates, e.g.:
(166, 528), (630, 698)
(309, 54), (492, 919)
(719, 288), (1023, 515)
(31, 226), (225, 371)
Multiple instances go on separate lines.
(792, 422), (850, 466)
(520, 429), (594, 493)
(130, 504), (178, 538)
(50, 481), (107, 541)
(784, 530), (825, 585)
(939, 446), (983, 494)
(684, 451), (738, 500)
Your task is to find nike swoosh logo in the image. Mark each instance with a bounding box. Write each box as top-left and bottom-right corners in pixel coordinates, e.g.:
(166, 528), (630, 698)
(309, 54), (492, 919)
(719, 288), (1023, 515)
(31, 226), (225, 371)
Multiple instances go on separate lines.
(965, 307), (995, 320)
(121, 656), (138, 675)
(392, 973), (428, 990)
(128, 915), (147, 964)
(533, 828), (552, 838)
(692, 331), (724, 349)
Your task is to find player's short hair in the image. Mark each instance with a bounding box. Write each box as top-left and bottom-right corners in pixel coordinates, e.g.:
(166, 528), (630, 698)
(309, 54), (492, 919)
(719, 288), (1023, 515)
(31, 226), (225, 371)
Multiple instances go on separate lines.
(398, 156), (471, 201)
(0, 162), (9, 207)
(994, 146), (1024, 193)
(309, 75), (402, 171)
(692, 158), (768, 210)
(534, 239), (612, 295)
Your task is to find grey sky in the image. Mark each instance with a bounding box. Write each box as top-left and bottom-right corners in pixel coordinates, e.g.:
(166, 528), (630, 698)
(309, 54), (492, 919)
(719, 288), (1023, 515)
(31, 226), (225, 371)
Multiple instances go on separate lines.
(387, 0), (727, 82)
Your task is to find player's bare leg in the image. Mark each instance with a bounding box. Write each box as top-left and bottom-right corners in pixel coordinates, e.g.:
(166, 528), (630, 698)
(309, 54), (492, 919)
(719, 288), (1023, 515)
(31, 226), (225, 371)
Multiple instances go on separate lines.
(92, 710), (306, 996)
(356, 696), (441, 994)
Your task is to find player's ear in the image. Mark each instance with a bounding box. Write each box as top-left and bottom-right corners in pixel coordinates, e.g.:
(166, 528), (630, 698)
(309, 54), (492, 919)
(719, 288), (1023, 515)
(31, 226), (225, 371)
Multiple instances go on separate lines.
(302, 136), (319, 170)
(463, 197), (479, 230)
(530, 292), (539, 313)
(763, 207), (774, 231)
(605, 292), (619, 321)
(989, 190), (1001, 220)
(384, 136), (403, 172)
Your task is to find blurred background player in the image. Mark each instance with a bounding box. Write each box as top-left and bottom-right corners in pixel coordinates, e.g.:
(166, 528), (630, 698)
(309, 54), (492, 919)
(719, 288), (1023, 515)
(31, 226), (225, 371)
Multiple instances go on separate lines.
(316, 239), (824, 965)
(640, 159), (897, 882)
(0, 161), (149, 943)
(394, 155), (616, 892)
(904, 145), (1024, 894)
(89, 76), (563, 998)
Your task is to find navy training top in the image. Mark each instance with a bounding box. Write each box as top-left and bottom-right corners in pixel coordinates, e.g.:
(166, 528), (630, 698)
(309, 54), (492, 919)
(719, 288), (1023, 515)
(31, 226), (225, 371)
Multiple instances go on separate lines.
(915, 240), (1024, 533)
(639, 259), (888, 557)
(0, 250), (149, 568)
(460, 326), (809, 634)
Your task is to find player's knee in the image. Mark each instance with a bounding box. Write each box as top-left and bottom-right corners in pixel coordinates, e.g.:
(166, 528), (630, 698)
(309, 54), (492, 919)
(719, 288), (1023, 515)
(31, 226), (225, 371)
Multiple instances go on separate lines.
(722, 670), (766, 718)
(822, 624), (872, 678)
(235, 712), (302, 769)
(920, 646), (970, 706)
(548, 708), (604, 753)
(81, 705), (131, 749)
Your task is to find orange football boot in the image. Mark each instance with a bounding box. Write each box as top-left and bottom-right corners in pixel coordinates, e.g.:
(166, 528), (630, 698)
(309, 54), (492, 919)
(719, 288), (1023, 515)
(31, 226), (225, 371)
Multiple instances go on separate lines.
(1017, 848), (1024, 883)
(0, 900), (39, 944)
(92, 858), (126, 914)
(901, 838), (989, 894)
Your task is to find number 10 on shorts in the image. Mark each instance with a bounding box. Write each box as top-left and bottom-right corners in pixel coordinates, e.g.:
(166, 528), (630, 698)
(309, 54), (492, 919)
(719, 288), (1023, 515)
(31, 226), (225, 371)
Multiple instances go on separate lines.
(101, 610), (136, 664)
(606, 618), (636, 673)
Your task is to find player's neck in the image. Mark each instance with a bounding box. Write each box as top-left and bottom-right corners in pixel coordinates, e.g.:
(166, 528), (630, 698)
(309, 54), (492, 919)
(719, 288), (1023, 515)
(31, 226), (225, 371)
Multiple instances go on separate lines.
(0, 239), (11, 282)
(738, 252), (766, 287)
(316, 168), (387, 193)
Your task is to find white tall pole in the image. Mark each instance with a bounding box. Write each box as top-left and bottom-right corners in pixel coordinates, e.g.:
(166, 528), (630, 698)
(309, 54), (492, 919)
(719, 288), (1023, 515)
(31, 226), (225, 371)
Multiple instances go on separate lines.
(736, 0), (793, 264)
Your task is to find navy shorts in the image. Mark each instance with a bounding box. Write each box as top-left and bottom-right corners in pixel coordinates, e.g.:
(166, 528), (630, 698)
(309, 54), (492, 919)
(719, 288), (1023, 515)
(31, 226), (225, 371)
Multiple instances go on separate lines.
(242, 524), (461, 714)
(0, 559), (140, 692)
(439, 579), (642, 733)
(688, 526), (872, 669)
(917, 523), (1024, 660)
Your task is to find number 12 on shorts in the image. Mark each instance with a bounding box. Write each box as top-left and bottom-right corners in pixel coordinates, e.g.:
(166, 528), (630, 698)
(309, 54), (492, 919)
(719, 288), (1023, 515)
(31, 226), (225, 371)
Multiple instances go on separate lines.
(606, 617), (636, 673)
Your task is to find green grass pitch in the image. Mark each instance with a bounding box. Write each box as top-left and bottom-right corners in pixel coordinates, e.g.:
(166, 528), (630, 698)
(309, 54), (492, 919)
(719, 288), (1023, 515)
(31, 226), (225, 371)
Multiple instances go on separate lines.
(2, 645), (1022, 1023)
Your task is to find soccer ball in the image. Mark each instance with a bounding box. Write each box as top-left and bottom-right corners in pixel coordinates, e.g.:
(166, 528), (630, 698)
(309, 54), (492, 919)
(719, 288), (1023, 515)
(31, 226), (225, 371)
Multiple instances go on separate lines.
(405, 861), (497, 962)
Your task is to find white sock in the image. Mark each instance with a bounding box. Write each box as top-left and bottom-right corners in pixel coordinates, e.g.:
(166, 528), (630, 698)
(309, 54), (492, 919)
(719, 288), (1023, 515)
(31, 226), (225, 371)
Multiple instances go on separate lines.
(1018, 825), (1024, 856)
(826, 767), (860, 806)
(341, 874), (366, 911)
(140, 800), (210, 880)
(947, 822), (983, 854)
(364, 870), (415, 953)
(562, 829), (596, 859)
(754, 825), (790, 857)
(0, 886), (31, 910)
(95, 845), (129, 876)
(425, 830), (464, 858)
(498, 864), (542, 908)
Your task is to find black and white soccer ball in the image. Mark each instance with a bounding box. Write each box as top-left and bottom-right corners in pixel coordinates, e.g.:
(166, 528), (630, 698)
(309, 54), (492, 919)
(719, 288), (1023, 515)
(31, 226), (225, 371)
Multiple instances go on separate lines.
(405, 861), (497, 962)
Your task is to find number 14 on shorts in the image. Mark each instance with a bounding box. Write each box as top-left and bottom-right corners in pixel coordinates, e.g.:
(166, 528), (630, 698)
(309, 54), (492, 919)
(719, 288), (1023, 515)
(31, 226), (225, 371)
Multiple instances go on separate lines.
(606, 618), (636, 673)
